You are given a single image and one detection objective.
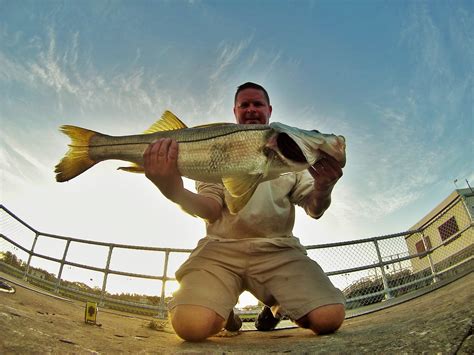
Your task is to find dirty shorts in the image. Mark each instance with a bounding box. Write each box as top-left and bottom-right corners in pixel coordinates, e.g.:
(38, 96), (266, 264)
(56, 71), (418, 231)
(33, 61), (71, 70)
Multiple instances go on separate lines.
(167, 237), (345, 321)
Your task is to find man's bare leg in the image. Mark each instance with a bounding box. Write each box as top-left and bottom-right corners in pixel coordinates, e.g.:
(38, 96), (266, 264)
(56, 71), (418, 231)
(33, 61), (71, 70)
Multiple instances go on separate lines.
(296, 304), (345, 334)
(171, 305), (225, 341)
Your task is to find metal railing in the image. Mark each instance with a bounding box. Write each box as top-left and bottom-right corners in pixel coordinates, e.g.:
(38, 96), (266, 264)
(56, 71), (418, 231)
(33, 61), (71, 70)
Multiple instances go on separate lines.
(1, 192), (473, 319)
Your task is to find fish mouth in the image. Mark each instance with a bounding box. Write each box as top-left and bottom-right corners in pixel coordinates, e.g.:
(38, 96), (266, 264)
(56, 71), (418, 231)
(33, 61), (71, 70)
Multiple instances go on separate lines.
(269, 122), (346, 168)
(276, 133), (307, 163)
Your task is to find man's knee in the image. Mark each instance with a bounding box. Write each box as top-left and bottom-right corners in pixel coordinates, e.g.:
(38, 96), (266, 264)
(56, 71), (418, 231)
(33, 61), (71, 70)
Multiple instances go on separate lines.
(296, 303), (345, 335)
(170, 305), (225, 341)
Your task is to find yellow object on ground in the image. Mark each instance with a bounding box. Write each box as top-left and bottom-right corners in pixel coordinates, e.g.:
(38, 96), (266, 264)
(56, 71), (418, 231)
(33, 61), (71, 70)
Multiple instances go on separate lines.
(85, 301), (98, 324)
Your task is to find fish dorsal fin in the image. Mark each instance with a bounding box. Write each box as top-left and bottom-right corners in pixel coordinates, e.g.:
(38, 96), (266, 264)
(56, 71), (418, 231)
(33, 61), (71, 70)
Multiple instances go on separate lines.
(143, 110), (188, 133)
(222, 174), (264, 214)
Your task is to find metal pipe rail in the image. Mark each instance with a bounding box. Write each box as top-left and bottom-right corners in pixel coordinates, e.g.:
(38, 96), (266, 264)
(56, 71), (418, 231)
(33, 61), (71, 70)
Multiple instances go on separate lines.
(1, 200), (472, 318)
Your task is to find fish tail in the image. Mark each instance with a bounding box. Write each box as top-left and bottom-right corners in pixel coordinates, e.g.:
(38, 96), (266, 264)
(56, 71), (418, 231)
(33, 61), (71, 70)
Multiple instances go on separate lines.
(55, 125), (98, 182)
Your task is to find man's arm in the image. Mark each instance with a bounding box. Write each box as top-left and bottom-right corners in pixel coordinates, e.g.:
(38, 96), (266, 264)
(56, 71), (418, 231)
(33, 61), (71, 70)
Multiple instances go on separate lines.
(143, 138), (222, 223)
(303, 153), (343, 219)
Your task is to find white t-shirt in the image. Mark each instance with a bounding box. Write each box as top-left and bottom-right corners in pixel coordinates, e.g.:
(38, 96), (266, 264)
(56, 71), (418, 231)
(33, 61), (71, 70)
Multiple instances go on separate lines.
(196, 171), (314, 240)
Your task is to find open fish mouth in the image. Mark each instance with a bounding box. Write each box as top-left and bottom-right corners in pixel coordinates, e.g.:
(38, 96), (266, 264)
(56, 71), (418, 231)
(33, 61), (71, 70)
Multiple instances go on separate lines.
(270, 122), (346, 167)
(277, 133), (307, 163)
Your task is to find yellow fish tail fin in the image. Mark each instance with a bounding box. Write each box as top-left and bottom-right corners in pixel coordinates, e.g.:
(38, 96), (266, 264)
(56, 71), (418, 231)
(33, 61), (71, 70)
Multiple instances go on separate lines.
(55, 125), (97, 182)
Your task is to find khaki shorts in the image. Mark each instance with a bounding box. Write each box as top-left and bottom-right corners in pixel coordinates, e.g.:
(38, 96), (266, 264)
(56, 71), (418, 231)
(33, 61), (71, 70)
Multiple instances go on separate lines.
(168, 237), (345, 321)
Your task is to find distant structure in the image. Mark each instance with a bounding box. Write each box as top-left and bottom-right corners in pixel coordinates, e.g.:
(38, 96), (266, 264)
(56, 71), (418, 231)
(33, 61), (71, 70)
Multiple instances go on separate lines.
(30, 269), (47, 280)
(405, 188), (473, 276)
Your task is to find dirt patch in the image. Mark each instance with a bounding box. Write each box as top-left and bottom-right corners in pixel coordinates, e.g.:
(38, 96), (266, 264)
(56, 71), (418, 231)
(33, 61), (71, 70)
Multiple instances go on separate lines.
(0, 271), (473, 353)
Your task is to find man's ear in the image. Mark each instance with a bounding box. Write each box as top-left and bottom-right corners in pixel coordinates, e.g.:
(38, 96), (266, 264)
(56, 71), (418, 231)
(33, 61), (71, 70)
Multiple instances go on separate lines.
(266, 105), (273, 123)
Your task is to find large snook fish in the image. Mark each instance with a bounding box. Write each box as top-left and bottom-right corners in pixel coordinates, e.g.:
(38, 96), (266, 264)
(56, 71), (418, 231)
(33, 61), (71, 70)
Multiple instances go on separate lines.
(55, 111), (346, 213)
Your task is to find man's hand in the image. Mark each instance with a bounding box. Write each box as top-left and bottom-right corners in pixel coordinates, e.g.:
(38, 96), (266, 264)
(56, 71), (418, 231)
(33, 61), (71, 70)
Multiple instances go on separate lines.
(304, 153), (343, 219)
(309, 153), (343, 194)
(143, 138), (184, 203)
(143, 138), (222, 222)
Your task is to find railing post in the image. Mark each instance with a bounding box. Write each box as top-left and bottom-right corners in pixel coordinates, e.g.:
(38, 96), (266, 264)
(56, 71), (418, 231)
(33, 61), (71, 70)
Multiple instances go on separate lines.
(159, 249), (170, 319)
(459, 194), (473, 220)
(23, 232), (39, 281)
(100, 245), (114, 306)
(373, 239), (393, 300)
(55, 239), (71, 293)
(422, 233), (438, 283)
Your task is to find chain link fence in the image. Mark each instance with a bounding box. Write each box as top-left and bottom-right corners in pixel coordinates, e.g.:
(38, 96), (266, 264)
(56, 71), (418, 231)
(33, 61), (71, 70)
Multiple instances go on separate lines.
(1, 189), (473, 319)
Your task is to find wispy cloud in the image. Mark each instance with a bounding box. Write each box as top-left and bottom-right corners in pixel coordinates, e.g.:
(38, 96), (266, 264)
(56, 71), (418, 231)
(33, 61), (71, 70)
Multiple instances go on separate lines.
(1, 25), (287, 127)
(205, 36), (288, 119)
(210, 37), (253, 82)
(0, 51), (33, 83)
(343, 1), (473, 222)
(204, 37), (255, 116)
(1, 27), (157, 117)
(371, 104), (406, 126)
(29, 28), (79, 97)
(400, 2), (473, 137)
(0, 131), (52, 189)
(400, 3), (447, 78)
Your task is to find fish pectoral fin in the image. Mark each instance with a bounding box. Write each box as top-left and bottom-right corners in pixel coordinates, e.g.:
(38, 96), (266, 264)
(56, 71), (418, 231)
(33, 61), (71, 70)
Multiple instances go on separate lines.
(118, 164), (145, 174)
(143, 110), (188, 133)
(222, 175), (263, 198)
(222, 175), (263, 214)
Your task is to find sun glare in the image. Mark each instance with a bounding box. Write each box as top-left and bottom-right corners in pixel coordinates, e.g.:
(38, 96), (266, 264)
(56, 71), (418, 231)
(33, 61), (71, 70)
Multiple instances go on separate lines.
(237, 291), (259, 308)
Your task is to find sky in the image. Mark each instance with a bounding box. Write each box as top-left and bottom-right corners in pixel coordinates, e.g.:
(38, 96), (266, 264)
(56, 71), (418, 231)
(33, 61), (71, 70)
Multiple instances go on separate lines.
(1, 0), (473, 303)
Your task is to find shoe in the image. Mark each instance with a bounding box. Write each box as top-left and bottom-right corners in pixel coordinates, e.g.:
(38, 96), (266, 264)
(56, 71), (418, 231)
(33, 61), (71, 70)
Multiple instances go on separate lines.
(224, 310), (242, 331)
(255, 306), (281, 331)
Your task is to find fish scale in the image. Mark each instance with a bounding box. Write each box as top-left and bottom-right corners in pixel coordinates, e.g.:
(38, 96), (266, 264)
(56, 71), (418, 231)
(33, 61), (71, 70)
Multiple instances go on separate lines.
(177, 129), (271, 183)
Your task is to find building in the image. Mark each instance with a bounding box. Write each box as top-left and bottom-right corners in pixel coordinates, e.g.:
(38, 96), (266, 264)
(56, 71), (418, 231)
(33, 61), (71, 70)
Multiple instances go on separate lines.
(405, 188), (474, 276)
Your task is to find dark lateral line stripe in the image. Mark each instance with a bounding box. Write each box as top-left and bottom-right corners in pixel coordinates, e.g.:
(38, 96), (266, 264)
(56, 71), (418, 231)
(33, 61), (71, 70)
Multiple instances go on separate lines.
(71, 126), (271, 147)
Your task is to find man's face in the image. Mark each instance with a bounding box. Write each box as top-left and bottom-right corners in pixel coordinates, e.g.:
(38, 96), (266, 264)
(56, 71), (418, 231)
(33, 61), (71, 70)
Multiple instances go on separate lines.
(233, 88), (272, 125)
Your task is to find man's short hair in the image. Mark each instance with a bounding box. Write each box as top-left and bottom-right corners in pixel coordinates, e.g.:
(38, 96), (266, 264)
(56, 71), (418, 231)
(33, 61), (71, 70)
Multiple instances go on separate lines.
(234, 82), (270, 105)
